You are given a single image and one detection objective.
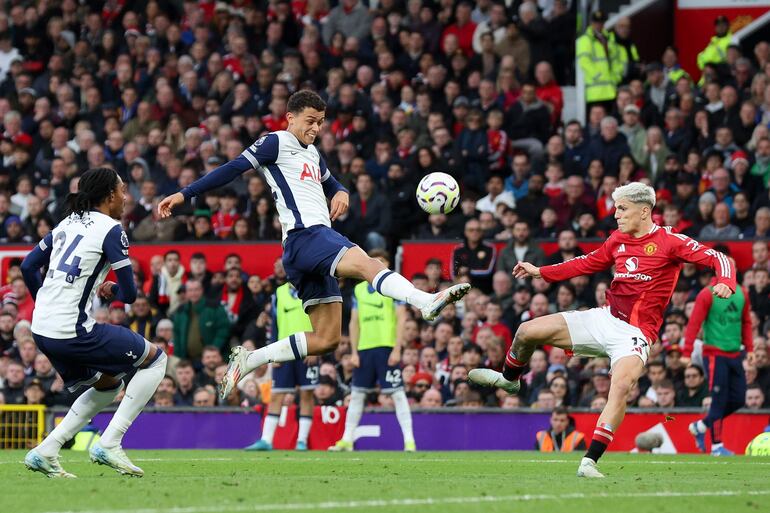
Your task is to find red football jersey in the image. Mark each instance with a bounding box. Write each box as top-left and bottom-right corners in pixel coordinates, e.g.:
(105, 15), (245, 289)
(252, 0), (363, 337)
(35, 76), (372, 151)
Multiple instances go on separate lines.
(539, 225), (736, 342)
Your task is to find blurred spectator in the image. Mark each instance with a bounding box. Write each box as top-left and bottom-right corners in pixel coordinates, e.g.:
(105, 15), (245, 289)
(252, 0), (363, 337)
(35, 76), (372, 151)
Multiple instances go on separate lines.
(578, 369), (610, 407)
(0, 360), (25, 404)
(505, 82), (551, 160)
(697, 16), (731, 80)
(677, 364), (708, 407)
(545, 229), (584, 265)
(535, 406), (586, 451)
(173, 360), (196, 406)
(476, 175), (515, 214)
(341, 173), (391, 251)
(441, 2), (476, 58)
(451, 219), (496, 293)
(192, 387), (216, 407)
(699, 202), (740, 240)
(745, 384), (765, 409)
(532, 388), (557, 410)
(576, 11), (616, 115)
(419, 388), (443, 408)
(196, 346), (224, 389)
(149, 250), (185, 316)
(589, 116), (631, 176)
(214, 268), (258, 338)
(609, 17), (640, 85)
(171, 279), (230, 361)
(127, 294), (159, 340)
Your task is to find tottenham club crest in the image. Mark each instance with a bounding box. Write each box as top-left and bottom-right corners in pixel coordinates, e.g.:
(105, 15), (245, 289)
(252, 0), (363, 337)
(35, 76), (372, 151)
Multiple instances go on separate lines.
(624, 257), (639, 273)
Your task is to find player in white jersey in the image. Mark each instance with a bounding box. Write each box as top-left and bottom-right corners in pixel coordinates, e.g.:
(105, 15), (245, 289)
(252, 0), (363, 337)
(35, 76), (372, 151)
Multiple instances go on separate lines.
(158, 90), (470, 400)
(20, 168), (167, 478)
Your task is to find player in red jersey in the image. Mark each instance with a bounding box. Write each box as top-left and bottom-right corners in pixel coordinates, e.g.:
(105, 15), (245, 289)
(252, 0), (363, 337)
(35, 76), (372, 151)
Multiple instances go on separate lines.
(469, 182), (735, 478)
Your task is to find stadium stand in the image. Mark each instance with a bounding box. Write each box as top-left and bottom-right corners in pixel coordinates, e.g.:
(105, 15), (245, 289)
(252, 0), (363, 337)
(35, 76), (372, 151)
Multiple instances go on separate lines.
(0, 0), (769, 420)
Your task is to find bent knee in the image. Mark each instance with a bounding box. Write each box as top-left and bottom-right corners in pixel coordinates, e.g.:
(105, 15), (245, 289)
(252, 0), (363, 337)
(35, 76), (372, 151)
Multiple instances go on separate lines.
(515, 321), (539, 344)
(316, 334), (340, 354)
(611, 376), (637, 397)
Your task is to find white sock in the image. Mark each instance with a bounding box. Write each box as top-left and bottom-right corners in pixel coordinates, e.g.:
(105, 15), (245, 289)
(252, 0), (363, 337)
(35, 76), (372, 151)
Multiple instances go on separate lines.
(712, 442), (723, 450)
(244, 333), (308, 374)
(101, 351), (167, 448)
(392, 390), (414, 444)
(372, 270), (434, 309)
(36, 382), (124, 458)
(695, 420), (707, 434)
(341, 391), (366, 443)
(298, 416), (312, 444)
(261, 414), (279, 444)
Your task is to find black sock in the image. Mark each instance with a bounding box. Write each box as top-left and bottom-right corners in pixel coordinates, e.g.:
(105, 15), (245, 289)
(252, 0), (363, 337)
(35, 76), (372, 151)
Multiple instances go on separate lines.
(585, 423), (614, 462)
(502, 352), (526, 381)
(585, 439), (609, 462)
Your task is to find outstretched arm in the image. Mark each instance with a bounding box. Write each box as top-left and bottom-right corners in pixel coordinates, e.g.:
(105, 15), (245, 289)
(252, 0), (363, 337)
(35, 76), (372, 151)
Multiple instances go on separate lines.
(180, 156), (254, 200)
(535, 242), (614, 283)
(20, 233), (53, 300)
(669, 232), (736, 297)
(158, 133), (279, 218)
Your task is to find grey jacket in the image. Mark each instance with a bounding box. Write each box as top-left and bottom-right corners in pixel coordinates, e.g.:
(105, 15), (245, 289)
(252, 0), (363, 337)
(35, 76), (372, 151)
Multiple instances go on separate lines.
(322, 2), (371, 45)
(496, 241), (546, 272)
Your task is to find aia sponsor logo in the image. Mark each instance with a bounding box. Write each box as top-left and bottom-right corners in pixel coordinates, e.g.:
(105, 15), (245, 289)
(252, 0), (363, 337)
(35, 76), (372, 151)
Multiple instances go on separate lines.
(300, 163), (322, 183)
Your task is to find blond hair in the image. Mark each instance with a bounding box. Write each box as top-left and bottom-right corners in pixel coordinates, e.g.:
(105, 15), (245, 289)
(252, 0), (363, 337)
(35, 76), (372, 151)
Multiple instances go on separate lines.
(612, 182), (656, 208)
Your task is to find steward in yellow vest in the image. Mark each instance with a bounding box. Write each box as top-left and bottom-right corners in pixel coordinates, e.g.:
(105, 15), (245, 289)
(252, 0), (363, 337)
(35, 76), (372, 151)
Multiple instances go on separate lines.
(329, 249), (416, 452)
(608, 17), (640, 84)
(576, 11), (620, 104)
(535, 407), (586, 452)
(244, 283), (317, 452)
(697, 15), (732, 86)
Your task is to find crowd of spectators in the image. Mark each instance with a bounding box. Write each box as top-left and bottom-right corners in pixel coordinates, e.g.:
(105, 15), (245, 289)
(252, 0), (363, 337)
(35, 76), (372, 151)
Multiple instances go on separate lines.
(0, 1), (769, 416)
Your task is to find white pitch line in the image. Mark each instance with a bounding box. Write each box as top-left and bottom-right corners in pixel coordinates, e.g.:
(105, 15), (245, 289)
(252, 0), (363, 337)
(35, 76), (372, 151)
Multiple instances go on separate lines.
(42, 489), (770, 513)
(4, 457), (770, 466)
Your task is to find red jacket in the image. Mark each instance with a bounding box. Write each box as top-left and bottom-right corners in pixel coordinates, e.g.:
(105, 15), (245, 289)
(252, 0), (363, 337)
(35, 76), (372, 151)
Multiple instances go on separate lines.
(441, 21), (477, 57)
(683, 279), (753, 359)
(536, 81), (564, 126)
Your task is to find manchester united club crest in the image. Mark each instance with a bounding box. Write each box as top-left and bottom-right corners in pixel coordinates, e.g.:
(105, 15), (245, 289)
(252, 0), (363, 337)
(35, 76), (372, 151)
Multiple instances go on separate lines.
(644, 243), (657, 255)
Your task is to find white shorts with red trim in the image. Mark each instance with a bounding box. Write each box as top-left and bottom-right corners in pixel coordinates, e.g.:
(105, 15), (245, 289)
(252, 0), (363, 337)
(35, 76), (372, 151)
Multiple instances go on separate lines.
(560, 306), (651, 369)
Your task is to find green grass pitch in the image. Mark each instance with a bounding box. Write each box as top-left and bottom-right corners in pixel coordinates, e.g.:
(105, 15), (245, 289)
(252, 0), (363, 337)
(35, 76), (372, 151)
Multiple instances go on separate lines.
(2, 450), (769, 513)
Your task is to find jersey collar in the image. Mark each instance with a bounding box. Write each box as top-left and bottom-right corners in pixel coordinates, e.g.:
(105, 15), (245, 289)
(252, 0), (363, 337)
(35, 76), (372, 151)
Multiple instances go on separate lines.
(286, 130), (309, 149)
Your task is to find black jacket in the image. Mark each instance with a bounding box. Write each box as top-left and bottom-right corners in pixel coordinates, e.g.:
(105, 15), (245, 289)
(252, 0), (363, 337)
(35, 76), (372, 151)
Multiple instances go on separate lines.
(505, 100), (551, 144)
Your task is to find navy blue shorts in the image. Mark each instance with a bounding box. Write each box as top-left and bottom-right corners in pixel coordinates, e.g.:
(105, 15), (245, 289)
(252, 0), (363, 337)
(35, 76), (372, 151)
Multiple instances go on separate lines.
(352, 346), (403, 393)
(271, 360), (320, 392)
(33, 323), (151, 392)
(282, 225), (356, 312)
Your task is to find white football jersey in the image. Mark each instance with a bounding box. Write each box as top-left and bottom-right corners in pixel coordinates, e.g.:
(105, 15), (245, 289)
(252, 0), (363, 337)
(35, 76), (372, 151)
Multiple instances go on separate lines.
(241, 131), (333, 240)
(31, 211), (131, 338)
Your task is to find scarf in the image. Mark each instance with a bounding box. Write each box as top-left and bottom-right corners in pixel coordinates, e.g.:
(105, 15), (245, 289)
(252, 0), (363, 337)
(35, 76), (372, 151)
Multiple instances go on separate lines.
(158, 265), (185, 308)
(222, 286), (243, 322)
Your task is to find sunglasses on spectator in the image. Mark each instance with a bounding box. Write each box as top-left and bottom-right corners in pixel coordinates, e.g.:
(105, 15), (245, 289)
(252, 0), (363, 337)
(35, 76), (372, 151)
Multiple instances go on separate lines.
(684, 373), (700, 378)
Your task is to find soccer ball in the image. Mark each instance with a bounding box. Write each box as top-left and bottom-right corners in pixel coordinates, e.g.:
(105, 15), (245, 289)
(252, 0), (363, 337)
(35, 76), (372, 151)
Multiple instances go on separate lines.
(416, 172), (460, 215)
(745, 431), (770, 456)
